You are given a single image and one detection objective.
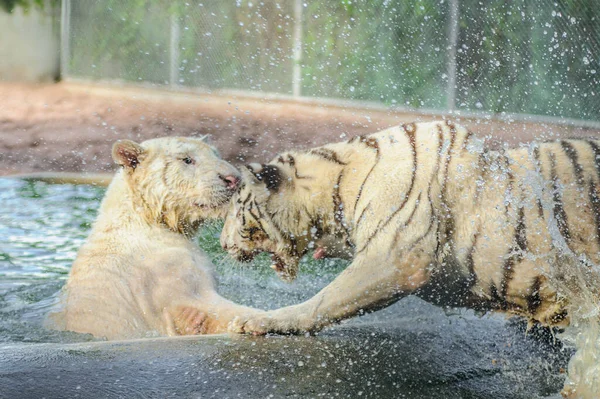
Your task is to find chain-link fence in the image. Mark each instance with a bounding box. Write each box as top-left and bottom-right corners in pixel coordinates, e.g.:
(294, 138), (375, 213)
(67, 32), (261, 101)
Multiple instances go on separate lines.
(62, 0), (600, 123)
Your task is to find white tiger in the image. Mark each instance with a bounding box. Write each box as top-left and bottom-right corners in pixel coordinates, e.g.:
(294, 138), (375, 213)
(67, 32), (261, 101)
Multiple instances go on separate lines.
(49, 137), (264, 339)
(221, 120), (600, 338)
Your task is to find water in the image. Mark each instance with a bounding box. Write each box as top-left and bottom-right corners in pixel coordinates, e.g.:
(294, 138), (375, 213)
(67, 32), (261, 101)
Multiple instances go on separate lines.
(0, 178), (570, 398)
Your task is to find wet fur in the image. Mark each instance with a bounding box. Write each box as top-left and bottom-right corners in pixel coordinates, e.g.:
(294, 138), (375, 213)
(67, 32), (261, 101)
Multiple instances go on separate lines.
(49, 137), (262, 340)
(222, 121), (600, 336)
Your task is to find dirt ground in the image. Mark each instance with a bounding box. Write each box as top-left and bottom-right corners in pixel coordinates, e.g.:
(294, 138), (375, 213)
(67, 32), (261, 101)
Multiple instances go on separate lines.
(0, 81), (598, 175)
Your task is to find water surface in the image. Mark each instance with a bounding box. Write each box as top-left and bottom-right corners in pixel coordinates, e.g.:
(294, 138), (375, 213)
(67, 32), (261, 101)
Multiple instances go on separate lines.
(0, 178), (568, 398)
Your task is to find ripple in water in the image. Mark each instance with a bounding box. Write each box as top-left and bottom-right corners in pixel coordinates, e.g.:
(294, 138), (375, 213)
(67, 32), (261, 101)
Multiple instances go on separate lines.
(0, 178), (573, 398)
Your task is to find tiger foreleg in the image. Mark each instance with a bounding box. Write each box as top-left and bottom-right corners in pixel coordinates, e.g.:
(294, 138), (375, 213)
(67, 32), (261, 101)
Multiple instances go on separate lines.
(167, 297), (265, 336)
(228, 249), (434, 335)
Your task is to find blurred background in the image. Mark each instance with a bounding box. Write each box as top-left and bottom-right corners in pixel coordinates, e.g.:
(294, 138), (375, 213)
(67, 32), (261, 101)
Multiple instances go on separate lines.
(0, 0), (599, 176)
(3, 0), (600, 118)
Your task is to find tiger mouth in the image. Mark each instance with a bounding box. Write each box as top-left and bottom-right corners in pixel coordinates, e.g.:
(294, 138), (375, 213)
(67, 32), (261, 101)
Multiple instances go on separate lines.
(270, 253), (286, 273)
(267, 252), (300, 282)
(231, 247), (298, 281)
(233, 249), (257, 263)
(233, 250), (286, 272)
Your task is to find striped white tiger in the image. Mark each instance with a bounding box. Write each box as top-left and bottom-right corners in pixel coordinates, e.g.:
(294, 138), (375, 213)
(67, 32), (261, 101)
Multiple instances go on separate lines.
(221, 120), (600, 338)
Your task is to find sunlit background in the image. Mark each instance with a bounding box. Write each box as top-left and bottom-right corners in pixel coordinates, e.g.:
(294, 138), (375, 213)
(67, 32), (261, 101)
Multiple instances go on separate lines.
(1, 1), (599, 398)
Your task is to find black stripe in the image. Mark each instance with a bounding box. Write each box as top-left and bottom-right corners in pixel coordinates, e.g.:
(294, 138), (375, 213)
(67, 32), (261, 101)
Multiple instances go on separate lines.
(434, 126), (444, 192)
(561, 140), (584, 184)
(356, 203), (371, 226)
(516, 206), (528, 251)
(353, 137), (381, 219)
(504, 152), (513, 216)
(388, 125), (442, 255)
(473, 150), (488, 204)
(247, 203), (269, 235)
(253, 164), (283, 191)
(390, 192), (422, 247)
(348, 135), (363, 144)
(588, 140), (600, 181)
(332, 171), (353, 246)
(281, 154), (310, 180)
(440, 123), (457, 194)
(433, 124), (446, 256)
(357, 129), (417, 253)
(310, 148), (347, 166)
(253, 200), (265, 219)
(402, 122), (417, 133)
(587, 140), (600, 250)
(526, 276), (543, 315)
(489, 284), (505, 309)
(588, 179), (600, 249)
(500, 256), (516, 300)
(242, 193), (252, 206)
(549, 151), (571, 243)
(462, 130), (474, 153)
(332, 172), (343, 224)
(439, 123), (457, 243)
(533, 146), (544, 217)
(501, 205), (527, 299)
(362, 136), (380, 150)
(466, 229), (480, 285)
(405, 129), (444, 254)
(550, 310), (568, 324)
(289, 236), (299, 257)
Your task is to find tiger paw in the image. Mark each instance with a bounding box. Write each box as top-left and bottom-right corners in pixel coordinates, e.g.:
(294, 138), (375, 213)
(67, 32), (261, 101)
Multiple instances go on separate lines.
(228, 315), (269, 335)
(172, 306), (212, 335)
(228, 311), (319, 335)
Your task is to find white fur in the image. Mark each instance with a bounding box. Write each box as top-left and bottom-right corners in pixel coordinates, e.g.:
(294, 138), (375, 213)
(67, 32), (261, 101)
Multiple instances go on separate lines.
(48, 137), (261, 340)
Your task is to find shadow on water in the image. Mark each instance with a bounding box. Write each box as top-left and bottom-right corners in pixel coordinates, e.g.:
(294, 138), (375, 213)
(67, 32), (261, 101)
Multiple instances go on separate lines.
(0, 179), (569, 398)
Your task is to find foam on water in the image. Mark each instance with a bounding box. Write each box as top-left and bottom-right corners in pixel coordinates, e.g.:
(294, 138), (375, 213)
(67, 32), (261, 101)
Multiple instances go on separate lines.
(550, 254), (600, 398)
(519, 142), (600, 398)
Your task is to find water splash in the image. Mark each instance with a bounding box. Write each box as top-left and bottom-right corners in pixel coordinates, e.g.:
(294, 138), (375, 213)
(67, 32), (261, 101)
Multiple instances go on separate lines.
(551, 254), (600, 398)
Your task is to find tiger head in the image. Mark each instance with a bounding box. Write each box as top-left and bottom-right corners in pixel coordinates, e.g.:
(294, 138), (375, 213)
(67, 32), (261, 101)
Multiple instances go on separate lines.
(111, 137), (241, 236)
(220, 155), (341, 281)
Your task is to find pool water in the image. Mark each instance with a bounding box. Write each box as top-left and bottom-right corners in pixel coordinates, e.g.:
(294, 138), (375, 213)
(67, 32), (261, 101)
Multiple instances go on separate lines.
(0, 178), (569, 398)
(0, 178), (349, 342)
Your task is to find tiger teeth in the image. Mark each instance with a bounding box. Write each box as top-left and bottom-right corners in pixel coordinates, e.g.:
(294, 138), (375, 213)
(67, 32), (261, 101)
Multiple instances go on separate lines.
(270, 264), (278, 270)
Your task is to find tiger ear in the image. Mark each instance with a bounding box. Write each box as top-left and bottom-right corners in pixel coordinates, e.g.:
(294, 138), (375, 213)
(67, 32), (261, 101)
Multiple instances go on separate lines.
(112, 140), (146, 169)
(196, 134), (214, 145)
(243, 163), (284, 192)
(191, 135), (221, 158)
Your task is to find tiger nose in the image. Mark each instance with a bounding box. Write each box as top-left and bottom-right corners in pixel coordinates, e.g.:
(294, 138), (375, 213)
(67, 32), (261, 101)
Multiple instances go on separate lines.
(219, 174), (240, 190)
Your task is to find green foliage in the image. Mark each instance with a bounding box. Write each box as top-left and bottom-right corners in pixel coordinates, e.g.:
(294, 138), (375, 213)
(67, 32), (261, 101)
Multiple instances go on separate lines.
(457, 0), (600, 119)
(301, 0), (449, 108)
(66, 0), (600, 121)
(0, 0), (47, 13)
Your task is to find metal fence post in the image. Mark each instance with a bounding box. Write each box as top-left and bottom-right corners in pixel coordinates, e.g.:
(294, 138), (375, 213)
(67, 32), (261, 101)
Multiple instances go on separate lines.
(292, 0), (303, 97)
(446, 0), (459, 111)
(60, 0), (71, 79)
(170, 13), (180, 86)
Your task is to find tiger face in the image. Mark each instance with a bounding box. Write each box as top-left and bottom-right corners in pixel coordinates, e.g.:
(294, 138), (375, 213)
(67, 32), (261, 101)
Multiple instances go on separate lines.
(221, 162), (317, 281)
(113, 137), (241, 235)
